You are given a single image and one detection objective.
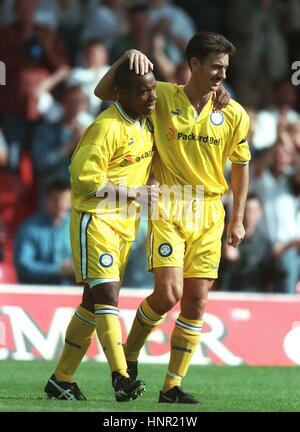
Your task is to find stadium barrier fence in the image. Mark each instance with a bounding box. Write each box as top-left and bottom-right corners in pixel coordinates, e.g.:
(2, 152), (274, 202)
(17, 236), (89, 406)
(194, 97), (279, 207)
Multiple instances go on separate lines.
(0, 285), (299, 365)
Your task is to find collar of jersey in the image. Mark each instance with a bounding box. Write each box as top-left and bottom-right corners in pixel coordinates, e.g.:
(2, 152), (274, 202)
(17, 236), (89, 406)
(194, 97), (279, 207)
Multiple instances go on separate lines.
(180, 85), (213, 115)
(114, 100), (145, 127)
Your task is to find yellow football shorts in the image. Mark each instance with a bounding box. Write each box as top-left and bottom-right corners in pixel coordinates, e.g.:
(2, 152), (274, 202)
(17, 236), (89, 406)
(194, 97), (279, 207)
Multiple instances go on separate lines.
(147, 197), (225, 278)
(70, 210), (133, 283)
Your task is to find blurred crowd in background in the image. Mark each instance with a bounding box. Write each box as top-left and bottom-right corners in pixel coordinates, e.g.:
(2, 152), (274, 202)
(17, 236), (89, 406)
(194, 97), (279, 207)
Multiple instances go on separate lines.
(0, 0), (300, 293)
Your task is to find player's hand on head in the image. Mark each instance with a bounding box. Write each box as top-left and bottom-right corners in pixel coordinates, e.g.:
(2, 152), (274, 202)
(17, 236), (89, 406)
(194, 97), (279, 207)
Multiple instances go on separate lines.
(212, 85), (231, 111)
(226, 221), (245, 248)
(127, 49), (153, 75)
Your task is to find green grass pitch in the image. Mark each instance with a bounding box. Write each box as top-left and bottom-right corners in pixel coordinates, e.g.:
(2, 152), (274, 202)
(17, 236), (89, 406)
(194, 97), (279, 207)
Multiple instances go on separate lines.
(0, 360), (300, 412)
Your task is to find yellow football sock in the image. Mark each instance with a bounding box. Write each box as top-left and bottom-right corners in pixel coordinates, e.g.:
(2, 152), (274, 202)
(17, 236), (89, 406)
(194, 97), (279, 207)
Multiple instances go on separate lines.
(55, 305), (95, 382)
(94, 304), (128, 377)
(162, 315), (203, 393)
(124, 298), (166, 362)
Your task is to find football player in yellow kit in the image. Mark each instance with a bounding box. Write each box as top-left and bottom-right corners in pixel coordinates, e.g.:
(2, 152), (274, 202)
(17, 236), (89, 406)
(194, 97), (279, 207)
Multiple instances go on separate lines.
(95, 32), (250, 404)
(44, 60), (160, 402)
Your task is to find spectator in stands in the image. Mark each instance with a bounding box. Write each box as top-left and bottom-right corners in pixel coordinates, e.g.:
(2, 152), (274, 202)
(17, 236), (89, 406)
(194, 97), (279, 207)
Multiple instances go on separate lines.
(174, 0), (222, 33)
(0, 219), (5, 262)
(287, 121), (300, 155)
(33, 64), (71, 115)
(67, 39), (110, 117)
(0, 127), (9, 167)
(110, 4), (183, 81)
(251, 136), (300, 293)
(172, 61), (191, 85)
(219, 193), (273, 292)
(0, 0), (69, 169)
(14, 180), (74, 285)
(32, 84), (91, 194)
(0, 0), (57, 27)
(225, 0), (289, 105)
(34, 38), (111, 120)
(80, 0), (127, 49)
(252, 80), (300, 151)
(147, 0), (196, 54)
(53, 0), (84, 65)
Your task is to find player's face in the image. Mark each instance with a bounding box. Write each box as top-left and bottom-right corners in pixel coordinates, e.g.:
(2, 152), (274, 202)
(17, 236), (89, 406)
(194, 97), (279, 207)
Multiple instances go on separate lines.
(125, 73), (157, 117)
(193, 52), (229, 93)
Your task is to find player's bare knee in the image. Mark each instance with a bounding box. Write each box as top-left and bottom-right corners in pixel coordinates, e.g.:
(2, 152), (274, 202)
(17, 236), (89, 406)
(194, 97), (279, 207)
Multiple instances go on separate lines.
(152, 281), (182, 312)
(149, 294), (177, 314)
(164, 297), (179, 311)
(80, 300), (94, 313)
(81, 284), (95, 312)
(91, 282), (119, 307)
(94, 291), (118, 307)
(190, 296), (208, 316)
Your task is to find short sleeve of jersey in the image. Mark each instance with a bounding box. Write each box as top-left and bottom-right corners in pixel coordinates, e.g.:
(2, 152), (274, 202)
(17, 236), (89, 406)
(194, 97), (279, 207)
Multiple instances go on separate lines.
(69, 120), (117, 196)
(229, 106), (251, 165)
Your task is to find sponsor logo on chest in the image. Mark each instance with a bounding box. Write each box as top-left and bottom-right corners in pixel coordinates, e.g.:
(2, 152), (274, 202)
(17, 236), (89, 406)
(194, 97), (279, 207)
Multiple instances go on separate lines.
(166, 127), (221, 145)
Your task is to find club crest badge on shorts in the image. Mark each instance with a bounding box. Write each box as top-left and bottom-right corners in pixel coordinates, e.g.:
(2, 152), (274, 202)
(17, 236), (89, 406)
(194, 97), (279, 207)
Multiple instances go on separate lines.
(158, 243), (173, 257)
(99, 253), (113, 267)
(210, 111), (224, 126)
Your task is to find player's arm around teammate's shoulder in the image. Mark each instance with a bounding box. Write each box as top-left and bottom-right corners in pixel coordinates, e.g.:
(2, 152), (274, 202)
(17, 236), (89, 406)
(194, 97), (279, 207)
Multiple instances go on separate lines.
(94, 45), (230, 111)
(94, 49), (153, 101)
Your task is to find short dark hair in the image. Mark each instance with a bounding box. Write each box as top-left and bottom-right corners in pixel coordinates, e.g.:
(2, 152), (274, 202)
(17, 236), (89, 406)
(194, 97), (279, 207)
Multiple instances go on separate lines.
(46, 180), (70, 195)
(186, 32), (235, 66)
(82, 38), (106, 50)
(115, 59), (142, 91)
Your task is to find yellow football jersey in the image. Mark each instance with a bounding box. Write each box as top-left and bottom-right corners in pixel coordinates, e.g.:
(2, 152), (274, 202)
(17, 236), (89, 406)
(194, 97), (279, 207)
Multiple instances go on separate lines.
(69, 101), (155, 240)
(149, 81), (250, 196)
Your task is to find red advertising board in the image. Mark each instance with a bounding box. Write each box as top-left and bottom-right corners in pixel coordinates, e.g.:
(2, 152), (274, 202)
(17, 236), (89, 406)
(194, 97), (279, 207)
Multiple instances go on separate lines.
(0, 285), (300, 365)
